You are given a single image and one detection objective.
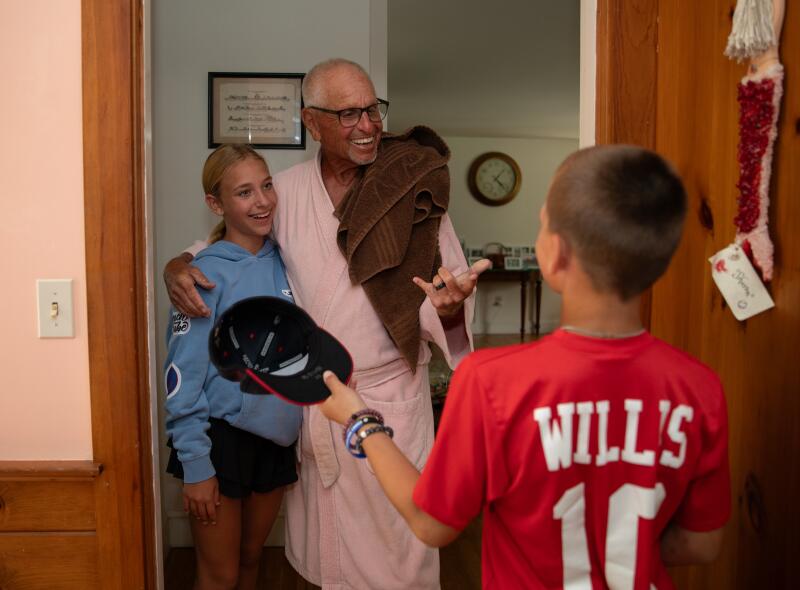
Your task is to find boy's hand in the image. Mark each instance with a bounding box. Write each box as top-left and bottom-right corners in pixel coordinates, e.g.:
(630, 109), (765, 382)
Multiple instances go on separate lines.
(321, 371), (367, 425)
(413, 258), (492, 317)
(164, 253), (215, 317)
(183, 477), (220, 525)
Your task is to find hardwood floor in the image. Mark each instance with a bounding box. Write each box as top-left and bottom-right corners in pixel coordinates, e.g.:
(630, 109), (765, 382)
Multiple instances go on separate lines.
(163, 334), (535, 589)
(164, 546), (319, 589)
(165, 527), (484, 590)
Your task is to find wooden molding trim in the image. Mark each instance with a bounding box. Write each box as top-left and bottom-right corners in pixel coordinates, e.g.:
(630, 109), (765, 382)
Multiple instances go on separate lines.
(82, 0), (154, 588)
(595, 0), (658, 328)
(595, 0), (658, 146)
(0, 461), (102, 481)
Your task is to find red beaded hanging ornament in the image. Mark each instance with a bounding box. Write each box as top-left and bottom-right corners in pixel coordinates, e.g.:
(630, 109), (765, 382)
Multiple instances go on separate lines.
(726, 0), (785, 282)
(733, 69), (782, 281)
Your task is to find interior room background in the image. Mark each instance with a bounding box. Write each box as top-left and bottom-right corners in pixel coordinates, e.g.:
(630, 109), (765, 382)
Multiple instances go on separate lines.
(5, 1), (798, 588)
(152, 0), (579, 552)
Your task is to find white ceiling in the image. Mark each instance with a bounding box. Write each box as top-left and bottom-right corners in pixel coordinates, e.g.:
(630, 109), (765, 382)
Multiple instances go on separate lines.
(388, 0), (580, 139)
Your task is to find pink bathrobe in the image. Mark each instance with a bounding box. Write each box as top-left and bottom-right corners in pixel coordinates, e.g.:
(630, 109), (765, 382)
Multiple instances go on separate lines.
(273, 153), (474, 590)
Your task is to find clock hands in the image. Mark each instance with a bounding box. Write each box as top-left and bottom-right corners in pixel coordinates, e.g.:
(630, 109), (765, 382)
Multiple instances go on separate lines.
(470, 153), (519, 204)
(492, 171), (508, 192)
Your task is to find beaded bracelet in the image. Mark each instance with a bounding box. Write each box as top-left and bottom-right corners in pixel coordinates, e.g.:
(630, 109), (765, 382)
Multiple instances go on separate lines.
(343, 415), (381, 445)
(353, 424), (394, 456)
(344, 416), (383, 457)
(343, 408), (384, 436)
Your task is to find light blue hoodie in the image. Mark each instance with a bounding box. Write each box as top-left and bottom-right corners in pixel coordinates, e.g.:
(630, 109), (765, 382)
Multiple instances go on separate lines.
(163, 239), (302, 484)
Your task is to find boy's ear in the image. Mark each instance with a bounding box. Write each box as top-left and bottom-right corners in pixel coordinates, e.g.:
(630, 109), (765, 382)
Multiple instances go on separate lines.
(205, 194), (224, 216)
(553, 233), (572, 273)
(540, 232), (571, 294)
(302, 109), (321, 141)
(538, 230), (566, 276)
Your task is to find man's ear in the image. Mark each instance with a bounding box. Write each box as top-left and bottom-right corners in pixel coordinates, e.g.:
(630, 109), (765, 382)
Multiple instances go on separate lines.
(205, 194), (224, 216)
(302, 109), (321, 141)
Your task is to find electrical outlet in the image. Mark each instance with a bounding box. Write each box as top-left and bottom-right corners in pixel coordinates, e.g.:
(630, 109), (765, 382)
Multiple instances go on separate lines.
(37, 279), (74, 338)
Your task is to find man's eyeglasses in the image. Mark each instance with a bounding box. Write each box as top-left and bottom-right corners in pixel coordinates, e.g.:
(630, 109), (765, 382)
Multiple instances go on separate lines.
(306, 99), (389, 127)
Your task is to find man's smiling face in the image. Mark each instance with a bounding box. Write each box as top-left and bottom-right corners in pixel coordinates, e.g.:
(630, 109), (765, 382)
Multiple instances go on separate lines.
(304, 64), (383, 168)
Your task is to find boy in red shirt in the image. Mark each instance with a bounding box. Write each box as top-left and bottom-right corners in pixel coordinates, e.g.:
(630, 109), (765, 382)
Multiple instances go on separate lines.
(321, 145), (730, 589)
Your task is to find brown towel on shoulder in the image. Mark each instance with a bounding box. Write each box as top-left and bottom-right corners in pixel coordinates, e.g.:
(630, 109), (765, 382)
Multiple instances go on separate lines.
(335, 126), (451, 371)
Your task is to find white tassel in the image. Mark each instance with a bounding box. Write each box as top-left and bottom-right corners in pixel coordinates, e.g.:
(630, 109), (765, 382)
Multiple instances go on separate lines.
(725, 0), (776, 62)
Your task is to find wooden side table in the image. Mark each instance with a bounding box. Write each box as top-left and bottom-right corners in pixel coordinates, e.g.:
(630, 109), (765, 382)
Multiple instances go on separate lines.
(480, 267), (542, 340)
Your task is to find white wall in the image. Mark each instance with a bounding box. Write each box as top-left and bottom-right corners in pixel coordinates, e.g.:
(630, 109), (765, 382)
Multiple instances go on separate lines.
(388, 1), (580, 334)
(445, 136), (577, 334)
(152, 0), (387, 548)
(388, 0), (580, 139)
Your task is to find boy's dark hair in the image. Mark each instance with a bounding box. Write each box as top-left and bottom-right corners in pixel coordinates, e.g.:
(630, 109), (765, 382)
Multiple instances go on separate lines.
(548, 145), (687, 300)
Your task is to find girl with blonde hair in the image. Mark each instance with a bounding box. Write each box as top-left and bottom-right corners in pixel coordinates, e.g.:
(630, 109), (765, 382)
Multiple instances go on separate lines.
(164, 144), (301, 589)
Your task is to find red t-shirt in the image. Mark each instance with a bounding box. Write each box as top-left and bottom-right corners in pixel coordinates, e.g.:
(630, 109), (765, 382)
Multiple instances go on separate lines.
(413, 329), (730, 589)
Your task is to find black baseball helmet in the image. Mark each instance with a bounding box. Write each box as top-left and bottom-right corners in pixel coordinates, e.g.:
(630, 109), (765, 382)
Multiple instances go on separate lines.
(209, 296), (352, 405)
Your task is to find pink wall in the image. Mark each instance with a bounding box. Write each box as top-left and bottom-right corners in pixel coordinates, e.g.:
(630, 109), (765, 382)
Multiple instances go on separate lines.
(0, 1), (92, 459)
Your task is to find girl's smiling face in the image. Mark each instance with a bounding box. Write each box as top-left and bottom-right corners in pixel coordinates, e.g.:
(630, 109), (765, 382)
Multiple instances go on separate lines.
(206, 157), (277, 254)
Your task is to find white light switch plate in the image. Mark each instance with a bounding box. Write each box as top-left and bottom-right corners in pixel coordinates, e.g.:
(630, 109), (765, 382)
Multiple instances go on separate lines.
(37, 279), (74, 338)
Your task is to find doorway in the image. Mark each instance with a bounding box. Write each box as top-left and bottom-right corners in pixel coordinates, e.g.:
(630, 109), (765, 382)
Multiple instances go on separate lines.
(142, 0), (589, 587)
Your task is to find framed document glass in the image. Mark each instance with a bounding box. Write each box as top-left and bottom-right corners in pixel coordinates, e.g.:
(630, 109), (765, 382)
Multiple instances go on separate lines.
(208, 72), (305, 149)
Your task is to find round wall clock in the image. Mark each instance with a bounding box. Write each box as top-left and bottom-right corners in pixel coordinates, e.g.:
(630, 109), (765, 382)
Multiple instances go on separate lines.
(467, 151), (522, 206)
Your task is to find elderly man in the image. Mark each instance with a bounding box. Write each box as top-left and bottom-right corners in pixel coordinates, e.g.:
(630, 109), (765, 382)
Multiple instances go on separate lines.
(164, 58), (486, 589)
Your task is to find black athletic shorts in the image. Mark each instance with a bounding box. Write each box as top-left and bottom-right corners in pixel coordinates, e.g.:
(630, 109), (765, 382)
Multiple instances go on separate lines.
(166, 418), (298, 499)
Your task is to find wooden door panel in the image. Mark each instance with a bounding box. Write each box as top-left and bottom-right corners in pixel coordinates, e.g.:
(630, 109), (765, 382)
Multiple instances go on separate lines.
(600, 0), (799, 587)
(0, 481), (95, 532)
(0, 534), (98, 589)
(651, 0), (800, 588)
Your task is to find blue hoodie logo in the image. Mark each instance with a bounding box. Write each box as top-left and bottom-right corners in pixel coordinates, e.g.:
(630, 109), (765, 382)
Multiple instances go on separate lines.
(165, 363), (182, 399)
(171, 311), (191, 335)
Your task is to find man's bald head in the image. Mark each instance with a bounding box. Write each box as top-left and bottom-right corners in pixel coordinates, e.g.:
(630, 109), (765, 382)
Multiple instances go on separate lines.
(302, 58), (373, 107)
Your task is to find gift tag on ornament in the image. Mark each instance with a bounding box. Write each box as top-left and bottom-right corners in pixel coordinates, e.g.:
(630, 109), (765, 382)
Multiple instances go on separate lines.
(709, 244), (774, 321)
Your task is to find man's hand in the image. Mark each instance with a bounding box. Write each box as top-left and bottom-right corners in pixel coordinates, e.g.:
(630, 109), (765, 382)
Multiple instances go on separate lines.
(183, 476), (220, 525)
(320, 371), (367, 425)
(164, 252), (215, 317)
(412, 258), (492, 317)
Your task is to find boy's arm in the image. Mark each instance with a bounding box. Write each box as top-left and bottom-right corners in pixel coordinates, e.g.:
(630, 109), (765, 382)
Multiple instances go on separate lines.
(664, 375), (730, 566)
(359, 431), (461, 547)
(164, 244), (215, 317)
(661, 523), (724, 566)
(320, 372), (461, 548)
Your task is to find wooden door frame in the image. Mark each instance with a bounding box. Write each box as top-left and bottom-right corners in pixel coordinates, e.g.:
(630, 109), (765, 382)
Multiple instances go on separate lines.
(77, 1), (654, 587)
(595, 0), (659, 327)
(82, 0), (156, 588)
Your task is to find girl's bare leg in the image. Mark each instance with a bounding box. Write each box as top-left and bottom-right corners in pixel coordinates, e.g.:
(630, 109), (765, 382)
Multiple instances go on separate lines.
(191, 494), (242, 590)
(237, 487), (285, 590)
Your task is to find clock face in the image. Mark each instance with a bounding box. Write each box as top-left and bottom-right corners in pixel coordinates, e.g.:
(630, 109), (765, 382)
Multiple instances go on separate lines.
(468, 152), (521, 206)
(475, 158), (517, 200)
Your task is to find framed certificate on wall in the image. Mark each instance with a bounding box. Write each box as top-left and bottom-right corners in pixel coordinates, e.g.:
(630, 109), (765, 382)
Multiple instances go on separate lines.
(208, 72), (306, 149)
